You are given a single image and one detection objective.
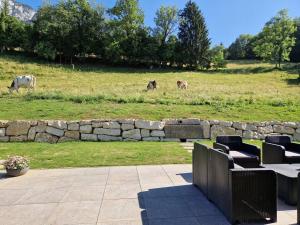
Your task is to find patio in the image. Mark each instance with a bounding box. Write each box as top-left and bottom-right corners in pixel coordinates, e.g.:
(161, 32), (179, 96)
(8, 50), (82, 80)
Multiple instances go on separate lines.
(0, 165), (297, 225)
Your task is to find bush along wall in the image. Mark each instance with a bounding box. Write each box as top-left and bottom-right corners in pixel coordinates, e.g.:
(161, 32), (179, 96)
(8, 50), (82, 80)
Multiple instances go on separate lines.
(0, 119), (299, 143)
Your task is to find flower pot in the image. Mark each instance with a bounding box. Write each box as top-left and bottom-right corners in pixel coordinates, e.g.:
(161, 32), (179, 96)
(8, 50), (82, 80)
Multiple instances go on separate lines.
(6, 167), (29, 177)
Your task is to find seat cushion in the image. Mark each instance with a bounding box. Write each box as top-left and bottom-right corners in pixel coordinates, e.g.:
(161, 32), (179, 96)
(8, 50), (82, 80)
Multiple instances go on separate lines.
(234, 163), (244, 169)
(284, 150), (300, 163)
(230, 150), (256, 158)
(230, 151), (260, 168)
(285, 151), (300, 157)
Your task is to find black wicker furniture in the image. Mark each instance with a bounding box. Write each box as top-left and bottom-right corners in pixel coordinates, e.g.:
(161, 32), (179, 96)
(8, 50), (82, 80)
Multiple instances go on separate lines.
(263, 135), (300, 164)
(193, 143), (209, 195)
(213, 135), (261, 168)
(193, 143), (277, 224)
(298, 172), (300, 224)
(262, 164), (300, 205)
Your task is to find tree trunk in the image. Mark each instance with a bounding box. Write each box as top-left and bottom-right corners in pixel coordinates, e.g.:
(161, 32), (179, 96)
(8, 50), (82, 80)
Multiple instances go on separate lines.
(278, 48), (283, 69)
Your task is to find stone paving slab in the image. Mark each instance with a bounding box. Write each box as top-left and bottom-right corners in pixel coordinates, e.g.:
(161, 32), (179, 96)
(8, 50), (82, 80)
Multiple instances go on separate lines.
(0, 165), (298, 225)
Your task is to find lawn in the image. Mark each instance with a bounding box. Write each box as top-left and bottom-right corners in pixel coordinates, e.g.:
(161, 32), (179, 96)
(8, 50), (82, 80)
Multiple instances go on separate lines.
(0, 142), (191, 169)
(0, 54), (299, 121)
(0, 140), (267, 169)
(2, 140), (298, 169)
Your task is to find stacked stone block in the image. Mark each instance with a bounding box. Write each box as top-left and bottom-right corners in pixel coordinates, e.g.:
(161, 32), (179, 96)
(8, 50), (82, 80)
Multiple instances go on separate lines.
(0, 119), (299, 143)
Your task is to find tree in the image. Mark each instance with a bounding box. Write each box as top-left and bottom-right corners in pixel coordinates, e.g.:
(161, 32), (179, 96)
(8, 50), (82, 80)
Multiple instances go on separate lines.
(0, 0), (9, 51)
(178, 1), (210, 69)
(108, 0), (144, 36)
(21, 24), (34, 52)
(64, 0), (106, 59)
(210, 44), (227, 69)
(154, 6), (178, 65)
(33, 0), (106, 63)
(33, 4), (62, 60)
(154, 6), (178, 45)
(290, 18), (300, 62)
(253, 10), (296, 68)
(107, 0), (144, 64)
(0, 0), (9, 27)
(227, 34), (255, 60)
(4, 16), (26, 49)
(0, 0), (28, 52)
(133, 27), (159, 66)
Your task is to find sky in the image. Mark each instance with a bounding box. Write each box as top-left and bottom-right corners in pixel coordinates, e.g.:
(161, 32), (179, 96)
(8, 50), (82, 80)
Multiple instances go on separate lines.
(18, 0), (300, 47)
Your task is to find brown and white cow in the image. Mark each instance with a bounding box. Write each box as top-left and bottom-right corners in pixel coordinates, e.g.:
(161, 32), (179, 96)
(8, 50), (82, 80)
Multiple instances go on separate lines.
(147, 80), (157, 91)
(8, 75), (36, 93)
(177, 80), (188, 89)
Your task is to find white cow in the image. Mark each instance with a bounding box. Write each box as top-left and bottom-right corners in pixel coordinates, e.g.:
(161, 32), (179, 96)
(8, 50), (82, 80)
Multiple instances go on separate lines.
(8, 75), (36, 93)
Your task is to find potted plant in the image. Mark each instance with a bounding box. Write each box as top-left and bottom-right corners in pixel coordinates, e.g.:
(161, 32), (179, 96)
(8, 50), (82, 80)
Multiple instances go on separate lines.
(4, 156), (29, 177)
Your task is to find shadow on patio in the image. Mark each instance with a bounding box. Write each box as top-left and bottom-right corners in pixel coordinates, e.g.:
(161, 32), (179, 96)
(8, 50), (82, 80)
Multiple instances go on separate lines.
(138, 184), (230, 225)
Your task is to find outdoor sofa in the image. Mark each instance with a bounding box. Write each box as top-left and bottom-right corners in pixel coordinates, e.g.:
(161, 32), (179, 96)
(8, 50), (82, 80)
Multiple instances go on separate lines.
(262, 135), (300, 164)
(213, 135), (261, 168)
(298, 173), (300, 224)
(193, 143), (277, 224)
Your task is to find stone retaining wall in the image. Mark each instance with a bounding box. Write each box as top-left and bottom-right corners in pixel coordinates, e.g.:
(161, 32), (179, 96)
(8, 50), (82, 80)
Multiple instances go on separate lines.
(0, 119), (299, 143)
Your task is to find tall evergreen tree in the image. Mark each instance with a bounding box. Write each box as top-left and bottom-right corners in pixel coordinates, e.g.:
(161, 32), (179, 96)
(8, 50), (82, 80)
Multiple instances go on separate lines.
(178, 1), (210, 69)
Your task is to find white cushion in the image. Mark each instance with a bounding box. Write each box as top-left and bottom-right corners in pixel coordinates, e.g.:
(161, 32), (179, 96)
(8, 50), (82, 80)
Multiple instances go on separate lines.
(230, 151), (254, 158)
(285, 151), (300, 157)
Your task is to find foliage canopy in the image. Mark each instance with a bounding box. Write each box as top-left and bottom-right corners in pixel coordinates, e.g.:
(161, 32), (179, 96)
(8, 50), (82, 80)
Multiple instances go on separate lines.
(253, 10), (296, 68)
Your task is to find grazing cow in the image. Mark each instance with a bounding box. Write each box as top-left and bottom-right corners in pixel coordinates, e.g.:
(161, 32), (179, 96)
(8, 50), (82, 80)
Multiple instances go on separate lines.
(177, 80), (188, 89)
(8, 75), (36, 93)
(147, 80), (157, 90)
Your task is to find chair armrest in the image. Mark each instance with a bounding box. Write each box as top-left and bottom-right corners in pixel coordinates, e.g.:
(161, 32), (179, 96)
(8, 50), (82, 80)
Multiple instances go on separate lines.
(262, 142), (285, 164)
(241, 143), (261, 158)
(213, 142), (230, 154)
(297, 173), (300, 224)
(229, 169), (277, 223)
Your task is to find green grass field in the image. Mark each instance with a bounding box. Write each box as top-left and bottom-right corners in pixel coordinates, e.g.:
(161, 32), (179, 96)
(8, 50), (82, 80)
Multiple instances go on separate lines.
(0, 140), (263, 169)
(0, 142), (191, 169)
(0, 54), (299, 121)
(0, 140), (270, 169)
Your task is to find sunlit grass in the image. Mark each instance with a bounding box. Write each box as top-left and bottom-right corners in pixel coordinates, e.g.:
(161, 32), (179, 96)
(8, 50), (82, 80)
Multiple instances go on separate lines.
(0, 142), (191, 169)
(0, 54), (299, 121)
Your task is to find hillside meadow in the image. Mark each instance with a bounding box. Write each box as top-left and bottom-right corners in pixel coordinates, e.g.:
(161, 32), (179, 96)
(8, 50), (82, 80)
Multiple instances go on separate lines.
(0, 54), (299, 122)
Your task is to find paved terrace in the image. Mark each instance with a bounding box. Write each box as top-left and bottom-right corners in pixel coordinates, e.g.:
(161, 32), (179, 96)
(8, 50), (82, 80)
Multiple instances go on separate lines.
(0, 165), (297, 225)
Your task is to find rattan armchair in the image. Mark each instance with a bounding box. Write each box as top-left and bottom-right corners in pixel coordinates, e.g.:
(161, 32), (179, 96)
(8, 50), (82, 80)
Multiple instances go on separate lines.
(213, 135), (261, 168)
(298, 173), (300, 224)
(193, 143), (209, 195)
(263, 135), (300, 164)
(193, 143), (277, 224)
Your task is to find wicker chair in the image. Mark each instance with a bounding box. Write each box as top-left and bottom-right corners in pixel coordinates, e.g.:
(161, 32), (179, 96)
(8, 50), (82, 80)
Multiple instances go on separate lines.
(298, 173), (300, 224)
(263, 135), (300, 164)
(193, 143), (209, 195)
(193, 143), (277, 224)
(213, 136), (261, 168)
